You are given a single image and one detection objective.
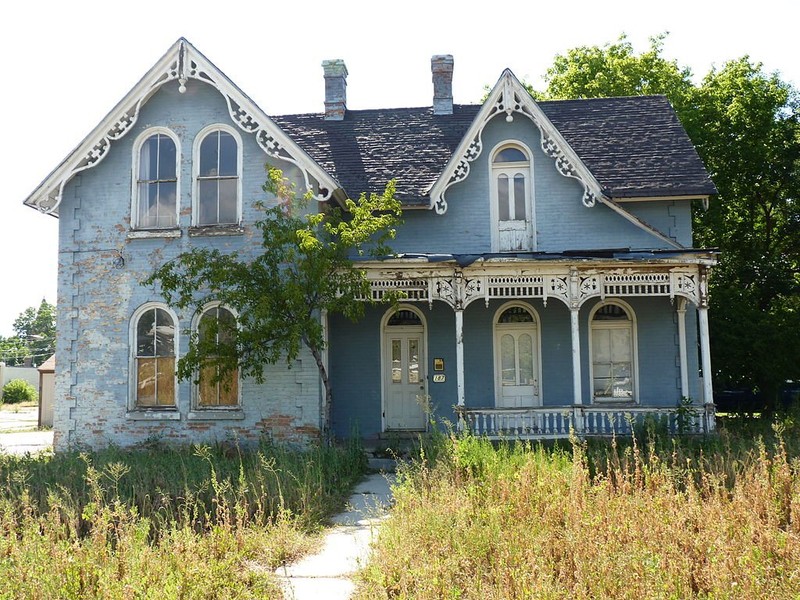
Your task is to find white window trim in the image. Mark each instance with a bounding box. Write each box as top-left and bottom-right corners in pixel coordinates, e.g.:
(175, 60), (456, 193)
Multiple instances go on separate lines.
(492, 301), (543, 407)
(488, 140), (536, 253)
(380, 305), (428, 433)
(192, 124), (243, 227)
(130, 127), (181, 231)
(588, 299), (640, 404)
(127, 302), (181, 417)
(187, 302), (243, 418)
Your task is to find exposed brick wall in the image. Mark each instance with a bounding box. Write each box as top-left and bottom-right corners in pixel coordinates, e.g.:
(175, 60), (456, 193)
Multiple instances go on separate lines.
(52, 80), (322, 451)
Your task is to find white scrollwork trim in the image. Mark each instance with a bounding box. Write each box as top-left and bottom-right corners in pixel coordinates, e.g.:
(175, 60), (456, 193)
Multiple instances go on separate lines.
(32, 40), (334, 214)
(541, 132), (598, 208)
(432, 71), (602, 215)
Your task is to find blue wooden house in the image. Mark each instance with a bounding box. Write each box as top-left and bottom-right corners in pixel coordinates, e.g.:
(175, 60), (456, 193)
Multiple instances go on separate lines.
(24, 39), (717, 450)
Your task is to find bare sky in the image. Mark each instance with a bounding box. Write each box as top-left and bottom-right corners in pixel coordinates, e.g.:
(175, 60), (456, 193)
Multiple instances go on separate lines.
(0, 0), (796, 336)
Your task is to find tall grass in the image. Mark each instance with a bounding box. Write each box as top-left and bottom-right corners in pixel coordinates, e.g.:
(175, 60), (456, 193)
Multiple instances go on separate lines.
(0, 438), (366, 599)
(357, 422), (800, 599)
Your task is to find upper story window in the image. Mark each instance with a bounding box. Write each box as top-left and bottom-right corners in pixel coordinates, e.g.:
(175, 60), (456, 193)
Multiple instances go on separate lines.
(490, 143), (534, 252)
(133, 129), (179, 229)
(194, 126), (241, 226)
(590, 301), (638, 402)
(131, 304), (177, 408)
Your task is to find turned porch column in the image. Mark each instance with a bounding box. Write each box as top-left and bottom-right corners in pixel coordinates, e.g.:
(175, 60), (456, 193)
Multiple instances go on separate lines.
(698, 306), (713, 406)
(676, 298), (689, 400)
(570, 306), (582, 405)
(455, 308), (465, 407)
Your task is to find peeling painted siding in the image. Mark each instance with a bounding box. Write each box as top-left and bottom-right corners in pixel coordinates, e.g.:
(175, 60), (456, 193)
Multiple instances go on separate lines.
(53, 80), (322, 450)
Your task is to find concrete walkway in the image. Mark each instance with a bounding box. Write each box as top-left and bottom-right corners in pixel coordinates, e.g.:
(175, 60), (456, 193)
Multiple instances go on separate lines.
(0, 405), (52, 456)
(276, 470), (395, 599)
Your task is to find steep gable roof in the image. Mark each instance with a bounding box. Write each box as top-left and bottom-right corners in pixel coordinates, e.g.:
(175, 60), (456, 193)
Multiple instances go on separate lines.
(273, 82), (716, 209)
(23, 38), (339, 216)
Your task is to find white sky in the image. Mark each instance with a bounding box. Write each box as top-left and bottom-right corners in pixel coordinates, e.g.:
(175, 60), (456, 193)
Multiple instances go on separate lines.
(0, 0), (796, 336)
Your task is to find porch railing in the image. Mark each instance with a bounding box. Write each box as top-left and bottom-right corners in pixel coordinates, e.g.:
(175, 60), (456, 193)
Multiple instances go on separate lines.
(456, 405), (715, 439)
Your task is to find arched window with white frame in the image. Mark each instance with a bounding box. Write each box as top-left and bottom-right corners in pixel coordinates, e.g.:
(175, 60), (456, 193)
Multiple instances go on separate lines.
(194, 125), (241, 226)
(194, 304), (239, 408)
(133, 129), (179, 229)
(490, 142), (534, 252)
(131, 303), (177, 408)
(589, 301), (638, 402)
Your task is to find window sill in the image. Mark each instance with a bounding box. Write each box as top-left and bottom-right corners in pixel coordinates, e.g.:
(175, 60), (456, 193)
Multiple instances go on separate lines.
(188, 409), (245, 421)
(126, 409), (181, 421)
(127, 229), (182, 240)
(591, 398), (637, 405)
(189, 225), (244, 237)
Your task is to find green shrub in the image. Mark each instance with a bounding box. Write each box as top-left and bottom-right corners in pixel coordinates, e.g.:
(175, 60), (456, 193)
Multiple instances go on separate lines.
(1, 379), (37, 404)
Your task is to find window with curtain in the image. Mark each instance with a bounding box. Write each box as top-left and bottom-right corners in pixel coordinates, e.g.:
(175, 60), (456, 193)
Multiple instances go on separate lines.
(591, 303), (636, 401)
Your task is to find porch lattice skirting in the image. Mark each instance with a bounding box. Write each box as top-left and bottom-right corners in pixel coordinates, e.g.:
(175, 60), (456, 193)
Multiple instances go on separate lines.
(456, 405), (716, 439)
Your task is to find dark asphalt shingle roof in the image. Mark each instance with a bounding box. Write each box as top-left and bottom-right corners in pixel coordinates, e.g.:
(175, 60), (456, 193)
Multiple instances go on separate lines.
(271, 95), (716, 205)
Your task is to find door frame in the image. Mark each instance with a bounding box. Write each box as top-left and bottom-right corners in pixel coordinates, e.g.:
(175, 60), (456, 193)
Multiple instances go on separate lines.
(380, 305), (429, 432)
(488, 140), (536, 253)
(493, 301), (543, 407)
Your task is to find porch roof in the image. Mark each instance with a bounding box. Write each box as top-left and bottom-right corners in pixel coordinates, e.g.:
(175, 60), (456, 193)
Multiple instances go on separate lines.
(354, 248), (719, 267)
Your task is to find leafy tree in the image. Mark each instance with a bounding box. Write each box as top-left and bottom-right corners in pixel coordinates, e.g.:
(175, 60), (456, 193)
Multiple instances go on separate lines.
(1, 300), (56, 367)
(541, 35), (800, 408)
(146, 168), (402, 437)
(543, 34), (695, 113)
(0, 336), (29, 366)
(11, 299), (56, 367)
(688, 59), (800, 404)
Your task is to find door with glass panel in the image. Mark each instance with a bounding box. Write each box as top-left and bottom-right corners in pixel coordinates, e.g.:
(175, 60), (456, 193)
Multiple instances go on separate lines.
(494, 306), (540, 408)
(384, 310), (426, 430)
(492, 146), (533, 252)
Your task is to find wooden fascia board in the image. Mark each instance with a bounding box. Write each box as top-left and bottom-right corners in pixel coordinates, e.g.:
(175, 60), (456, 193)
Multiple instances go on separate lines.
(612, 195), (711, 203)
(601, 198), (684, 250)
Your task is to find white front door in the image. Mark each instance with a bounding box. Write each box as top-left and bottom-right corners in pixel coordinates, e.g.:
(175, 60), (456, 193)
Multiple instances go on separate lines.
(495, 326), (540, 408)
(384, 330), (427, 430)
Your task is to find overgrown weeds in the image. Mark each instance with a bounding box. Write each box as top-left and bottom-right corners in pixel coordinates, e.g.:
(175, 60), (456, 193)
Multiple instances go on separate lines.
(0, 437), (366, 599)
(356, 421), (800, 599)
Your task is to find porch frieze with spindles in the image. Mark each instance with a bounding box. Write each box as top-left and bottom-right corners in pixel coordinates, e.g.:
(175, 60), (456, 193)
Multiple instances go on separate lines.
(358, 261), (710, 309)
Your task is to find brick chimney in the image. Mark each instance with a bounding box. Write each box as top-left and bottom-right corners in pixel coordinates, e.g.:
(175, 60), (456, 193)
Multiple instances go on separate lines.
(322, 59), (348, 121)
(431, 55), (454, 115)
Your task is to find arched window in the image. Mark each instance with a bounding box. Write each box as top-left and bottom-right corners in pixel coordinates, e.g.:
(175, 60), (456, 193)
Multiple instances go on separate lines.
(590, 302), (638, 402)
(134, 130), (179, 229)
(490, 143), (534, 252)
(493, 303), (540, 407)
(196, 305), (239, 408)
(195, 126), (240, 226)
(133, 305), (176, 407)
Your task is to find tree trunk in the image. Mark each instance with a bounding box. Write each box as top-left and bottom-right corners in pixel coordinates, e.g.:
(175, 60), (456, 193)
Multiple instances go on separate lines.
(306, 339), (334, 444)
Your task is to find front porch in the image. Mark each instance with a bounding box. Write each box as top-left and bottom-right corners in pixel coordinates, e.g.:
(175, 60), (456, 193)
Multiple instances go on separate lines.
(456, 404), (716, 439)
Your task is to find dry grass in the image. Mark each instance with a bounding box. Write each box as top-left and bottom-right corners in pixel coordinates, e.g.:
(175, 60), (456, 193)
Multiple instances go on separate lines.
(0, 439), (366, 599)
(356, 421), (800, 599)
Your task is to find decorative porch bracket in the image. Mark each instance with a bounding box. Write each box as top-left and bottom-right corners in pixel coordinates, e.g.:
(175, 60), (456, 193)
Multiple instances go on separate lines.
(362, 264), (708, 310)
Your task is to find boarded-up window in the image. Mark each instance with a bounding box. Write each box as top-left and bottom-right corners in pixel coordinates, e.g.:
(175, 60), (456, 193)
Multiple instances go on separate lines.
(197, 306), (238, 407)
(135, 307), (176, 407)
